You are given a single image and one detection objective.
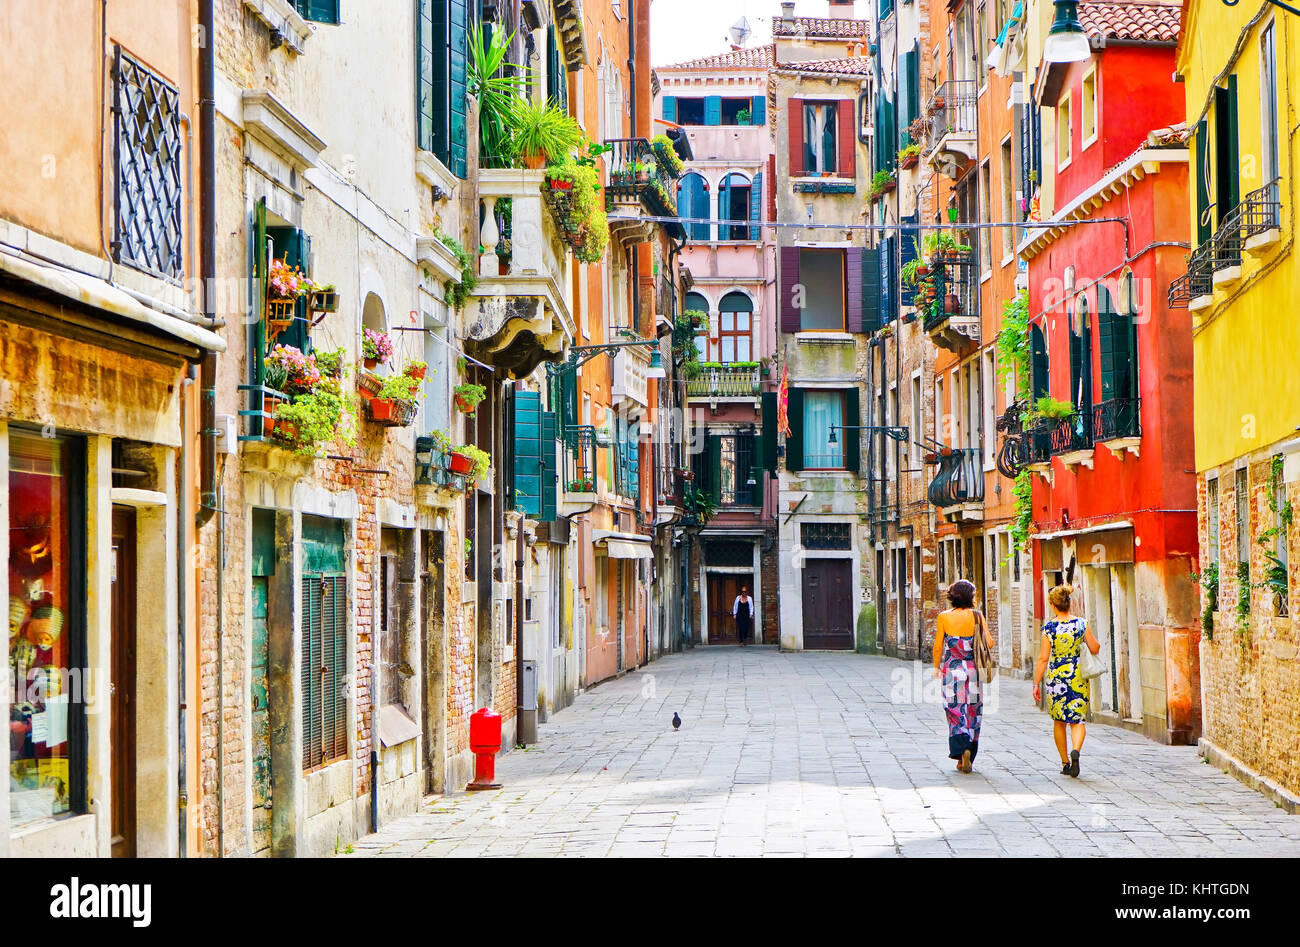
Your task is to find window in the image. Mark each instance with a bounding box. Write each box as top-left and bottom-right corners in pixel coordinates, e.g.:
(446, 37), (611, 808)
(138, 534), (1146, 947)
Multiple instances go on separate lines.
(888, 384), (898, 480)
(417, 0), (468, 178)
(717, 432), (758, 506)
(983, 350), (996, 468)
(1081, 68), (1097, 147)
(675, 98), (706, 125)
(114, 48), (183, 280)
(380, 547), (402, 709)
(1000, 138), (1015, 258)
(721, 98), (753, 125)
(1214, 76), (1240, 222)
(803, 390), (846, 469)
(804, 103), (838, 175)
(1206, 477), (1220, 568)
(296, 0), (339, 22)
(798, 248), (846, 330)
(911, 374), (922, 471)
(979, 161), (992, 274)
(714, 292), (754, 363)
(1057, 95), (1072, 168)
(300, 517), (348, 770)
(801, 523), (852, 550)
(719, 173), (752, 241)
(677, 172), (710, 241)
(1262, 22), (1279, 182)
(1070, 295), (1093, 410)
(1235, 468), (1250, 604)
(9, 431), (87, 828)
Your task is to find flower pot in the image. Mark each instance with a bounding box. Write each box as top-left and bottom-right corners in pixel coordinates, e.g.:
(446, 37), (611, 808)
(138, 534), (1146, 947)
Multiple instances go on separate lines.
(522, 151), (547, 170)
(448, 451), (475, 476)
(262, 395), (282, 438)
(406, 367), (426, 381)
(900, 154), (919, 170)
(944, 293), (962, 314)
(454, 393), (480, 414)
(550, 179), (573, 191)
(309, 290), (338, 313)
(369, 397), (397, 421)
(915, 265), (930, 277)
(274, 420), (300, 442)
(364, 357), (379, 370)
(882, 179), (897, 193)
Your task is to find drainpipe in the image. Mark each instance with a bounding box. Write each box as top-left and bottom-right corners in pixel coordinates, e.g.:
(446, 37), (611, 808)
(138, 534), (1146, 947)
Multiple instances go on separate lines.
(178, 364), (195, 855)
(199, 0), (218, 519)
(370, 746), (380, 832)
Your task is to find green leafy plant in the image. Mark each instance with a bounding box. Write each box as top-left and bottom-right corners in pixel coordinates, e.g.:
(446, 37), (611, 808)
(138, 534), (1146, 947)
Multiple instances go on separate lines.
(682, 482), (717, 526)
(574, 135), (613, 170)
(544, 160), (609, 263)
(869, 169), (894, 198)
(1236, 560), (1251, 634)
(375, 372), (421, 402)
(467, 23), (531, 168)
(314, 347), (347, 380)
(453, 443), (491, 482)
(897, 143), (922, 163)
(1191, 561), (1219, 639)
(508, 98), (582, 167)
(1253, 454), (1292, 616)
(1033, 395), (1076, 419)
(922, 231), (972, 260)
(436, 229), (478, 309)
(650, 134), (684, 176)
(454, 382), (487, 411)
(262, 355), (289, 393)
(995, 289), (1031, 395)
(735, 107), (752, 125)
(274, 379), (356, 456)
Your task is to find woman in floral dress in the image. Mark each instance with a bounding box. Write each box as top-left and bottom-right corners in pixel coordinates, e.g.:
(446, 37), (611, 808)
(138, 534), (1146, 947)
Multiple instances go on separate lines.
(932, 580), (995, 774)
(1032, 584), (1101, 777)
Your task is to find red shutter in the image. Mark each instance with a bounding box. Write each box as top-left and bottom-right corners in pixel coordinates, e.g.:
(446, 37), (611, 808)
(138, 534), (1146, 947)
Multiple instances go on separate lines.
(837, 99), (856, 178)
(767, 153), (777, 220)
(788, 98), (804, 176)
(780, 246), (802, 333)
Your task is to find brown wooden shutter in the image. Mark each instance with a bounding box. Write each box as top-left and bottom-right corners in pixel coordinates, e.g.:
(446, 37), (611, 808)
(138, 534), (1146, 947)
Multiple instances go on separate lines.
(845, 247), (864, 332)
(788, 98), (805, 176)
(780, 246), (802, 333)
(837, 99), (856, 178)
(767, 153), (777, 220)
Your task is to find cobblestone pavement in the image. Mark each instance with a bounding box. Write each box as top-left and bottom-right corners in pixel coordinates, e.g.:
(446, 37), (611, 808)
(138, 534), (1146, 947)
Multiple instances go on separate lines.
(348, 648), (1300, 857)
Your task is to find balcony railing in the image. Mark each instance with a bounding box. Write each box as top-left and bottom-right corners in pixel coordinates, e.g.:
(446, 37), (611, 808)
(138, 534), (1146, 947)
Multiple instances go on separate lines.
(1240, 178), (1282, 237)
(1169, 180), (1283, 308)
(1091, 397), (1141, 442)
(1167, 238), (1214, 307)
(1045, 412), (1093, 455)
(685, 364), (761, 399)
(605, 137), (678, 217)
(925, 79), (977, 157)
(564, 425), (596, 493)
(927, 447), (985, 508)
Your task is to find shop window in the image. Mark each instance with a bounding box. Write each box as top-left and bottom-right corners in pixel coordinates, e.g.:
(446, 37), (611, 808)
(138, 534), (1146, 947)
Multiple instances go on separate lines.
(9, 430), (87, 828)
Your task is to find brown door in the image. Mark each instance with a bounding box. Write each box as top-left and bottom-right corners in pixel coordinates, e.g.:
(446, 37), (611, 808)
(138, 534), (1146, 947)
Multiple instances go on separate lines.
(110, 506), (137, 858)
(802, 559), (854, 650)
(706, 574), (741, 644)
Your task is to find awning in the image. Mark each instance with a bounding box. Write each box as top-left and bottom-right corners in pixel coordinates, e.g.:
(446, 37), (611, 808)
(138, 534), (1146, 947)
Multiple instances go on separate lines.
(0, 247), (226, 352)
(594, 530), (653, 560)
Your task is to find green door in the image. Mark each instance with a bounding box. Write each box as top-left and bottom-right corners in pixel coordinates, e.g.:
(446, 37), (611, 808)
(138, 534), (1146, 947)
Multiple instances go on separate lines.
(250, 509), (275, 853)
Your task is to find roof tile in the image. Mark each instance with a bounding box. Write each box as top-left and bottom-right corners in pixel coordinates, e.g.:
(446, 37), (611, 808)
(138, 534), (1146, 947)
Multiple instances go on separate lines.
(659, 43), (776, 72)
(772, 17), (871, 39)
(1078, 1), (1181, 43)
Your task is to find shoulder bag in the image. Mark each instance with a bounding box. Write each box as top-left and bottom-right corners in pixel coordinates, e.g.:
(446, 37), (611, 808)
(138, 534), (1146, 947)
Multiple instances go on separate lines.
(972, 610), (997, 684)
(1077, 620), (1106, 680)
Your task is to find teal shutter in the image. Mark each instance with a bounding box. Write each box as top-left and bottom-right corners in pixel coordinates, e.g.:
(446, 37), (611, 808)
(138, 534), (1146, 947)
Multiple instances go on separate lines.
(541, 410), (558, 521)
(428, 0), (468, 178)
(751, 95), (766, 126)
(1194, 119), (1211, 243)
(899, 216), (919, 307)
(417, 1), (434, 152)
(844, 389), (861, 473)
(1098, 286), (1136, 403)
(879, 0), (895, 19)
(560, 370), (577, 442)
(718, 175), (731, 237)
(510, 390), (543, 516)
(749, 172), (762, 240)
(265, 225), (310, 353)
(662, 96), (678, 122)
(907, 46), (920, 131)
(704, 95), (722, 126)
(858, 245), (882, 333)
(296, 0), (339, 23)
(761, 392), (778, 472)
(786, 388), (805, 471)
(1098, 287), (1117, 402)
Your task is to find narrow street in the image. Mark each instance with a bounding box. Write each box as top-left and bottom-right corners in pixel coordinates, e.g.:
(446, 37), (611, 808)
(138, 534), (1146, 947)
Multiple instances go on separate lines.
(349, 649), (1300, 858)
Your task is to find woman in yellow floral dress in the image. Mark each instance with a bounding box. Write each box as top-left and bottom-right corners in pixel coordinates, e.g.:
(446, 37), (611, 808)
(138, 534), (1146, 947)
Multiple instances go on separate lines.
(1032, 585), (1101, 777)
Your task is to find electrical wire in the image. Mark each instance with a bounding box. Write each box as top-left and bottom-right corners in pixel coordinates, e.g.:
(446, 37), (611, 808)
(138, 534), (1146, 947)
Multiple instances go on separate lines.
(606, 211), (1130, 234)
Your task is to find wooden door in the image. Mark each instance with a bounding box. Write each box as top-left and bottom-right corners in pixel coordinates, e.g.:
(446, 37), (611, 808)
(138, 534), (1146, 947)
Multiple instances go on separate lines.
(707, 573), (741, 644)
(802, 559), (853, 650)
(110, 506), (137, 858)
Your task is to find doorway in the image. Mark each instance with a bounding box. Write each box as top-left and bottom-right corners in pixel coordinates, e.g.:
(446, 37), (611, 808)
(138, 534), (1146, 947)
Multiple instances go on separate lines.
(110, 505), (137, 858)
(802, 558), (853, 650)
(706, 572), (752, 644)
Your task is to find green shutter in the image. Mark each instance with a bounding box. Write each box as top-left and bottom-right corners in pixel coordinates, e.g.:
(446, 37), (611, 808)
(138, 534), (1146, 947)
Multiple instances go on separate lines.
(428, 0), (468, 177)
(510, 390), (543, 516)
(762, 392), (778, 472)
(541, 409), (558, 521)
(251, 509), (276, 577)
(747, 433), (764, 506)
(296, 0), (339, 24)
(749, 171), (763, 240)
(558, 369), (577, 443)
(706, 434), (722, 503)
(907, 46), (920, 130)
(1030, 324), (1049, 401)
(751, 95), (766, 126)
(252, 198), (268, 388)
(786, 388), (805, 471)
(859, 245), (882, 333)
(302, 575), (321, 769)
(417, 0), (434, 152)
(844, 389), (861, 473)
(662, 96), (678, 122)
(704, 95), (722, 126)
(880, 0), (895, 19)
(1194, 119), (1211, 243)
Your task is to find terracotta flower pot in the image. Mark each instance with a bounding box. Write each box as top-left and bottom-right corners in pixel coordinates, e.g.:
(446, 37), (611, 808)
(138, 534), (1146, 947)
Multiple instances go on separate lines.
(448, 451), (475, 476)
(900, 154), (919, 170)
(406, 367), (426, 381)
(364, 357), (379, 370)
(944, 293), (962, 314)
(274, 420), (300, 442)
(882, 179), (897, 193)
(369, 398), (397, 421)
(550, 179), (573, 191)
(262, 395), (282, 438)
(454, 393), (479, 414)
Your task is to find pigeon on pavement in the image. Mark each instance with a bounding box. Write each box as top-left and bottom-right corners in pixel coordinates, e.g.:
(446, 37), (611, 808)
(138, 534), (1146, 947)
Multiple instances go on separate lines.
(672, 712), (681, 731)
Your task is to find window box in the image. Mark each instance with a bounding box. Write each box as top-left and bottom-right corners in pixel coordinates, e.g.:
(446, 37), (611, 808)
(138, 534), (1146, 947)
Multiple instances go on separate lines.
(266, 298), (296, 338)
(309, 289), (338, 313)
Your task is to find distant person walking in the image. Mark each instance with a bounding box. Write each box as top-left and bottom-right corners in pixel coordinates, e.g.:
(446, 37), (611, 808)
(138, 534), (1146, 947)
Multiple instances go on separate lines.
(1032, 584), (1101, 777)
(732, 587), (754, 646)
(933, 579), (995, 774)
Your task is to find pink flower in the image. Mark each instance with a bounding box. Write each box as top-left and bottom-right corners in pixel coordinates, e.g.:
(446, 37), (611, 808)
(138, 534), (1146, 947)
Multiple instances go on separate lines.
(362, 328), (393, 362)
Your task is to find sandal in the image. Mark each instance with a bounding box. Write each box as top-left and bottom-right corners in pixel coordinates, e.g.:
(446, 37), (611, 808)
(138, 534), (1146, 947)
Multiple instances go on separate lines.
(960, 749), (972, 774)
(1069, 749), (1080, 778)
(1060, 761), (1071, 775)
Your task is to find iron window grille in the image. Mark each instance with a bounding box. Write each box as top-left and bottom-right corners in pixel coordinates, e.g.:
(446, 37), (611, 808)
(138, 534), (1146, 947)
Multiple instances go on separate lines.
(113, 48), (183, 281)
(800, 522), (852, 550)
(704, 541), (754, 567)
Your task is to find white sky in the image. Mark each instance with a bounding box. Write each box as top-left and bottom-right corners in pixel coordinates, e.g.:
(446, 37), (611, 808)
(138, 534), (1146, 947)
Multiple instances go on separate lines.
(650, 0), (860, 68)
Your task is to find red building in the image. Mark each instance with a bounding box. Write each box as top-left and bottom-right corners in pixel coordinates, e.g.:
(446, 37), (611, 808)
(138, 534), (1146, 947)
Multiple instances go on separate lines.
(1018, 1), (1200, 744)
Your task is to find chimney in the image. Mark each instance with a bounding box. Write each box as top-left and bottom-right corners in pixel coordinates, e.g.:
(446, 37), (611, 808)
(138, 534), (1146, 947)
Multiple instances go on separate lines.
(780, 2), (796, 19)
(828, 0), (856, 16)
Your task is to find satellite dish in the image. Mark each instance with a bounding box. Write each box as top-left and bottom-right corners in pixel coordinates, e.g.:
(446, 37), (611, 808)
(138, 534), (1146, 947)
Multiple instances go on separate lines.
(728, 17), (753, 48)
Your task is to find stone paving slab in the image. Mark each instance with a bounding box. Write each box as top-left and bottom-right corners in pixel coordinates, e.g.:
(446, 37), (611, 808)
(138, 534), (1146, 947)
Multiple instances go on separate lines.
(347, 649), (1300, 858)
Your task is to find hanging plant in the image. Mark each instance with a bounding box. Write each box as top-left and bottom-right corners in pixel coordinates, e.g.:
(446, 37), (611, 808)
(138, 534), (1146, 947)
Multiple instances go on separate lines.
(454, 382), (487, 414)
(362, 328), (393, 369)
(450, 444), (491, 483)
(436, 229), (478, 310)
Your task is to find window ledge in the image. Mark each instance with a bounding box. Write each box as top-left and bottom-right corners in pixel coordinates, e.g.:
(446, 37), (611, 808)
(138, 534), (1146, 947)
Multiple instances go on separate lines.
(795, 331), (854, 342)
(792, 177), (856, 194)
(242, 0), (312, 54)
(241, 89), (327, 172)
(415, 149), (460, 192)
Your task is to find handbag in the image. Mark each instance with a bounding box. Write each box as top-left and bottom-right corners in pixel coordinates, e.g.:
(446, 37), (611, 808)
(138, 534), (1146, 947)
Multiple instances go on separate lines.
(1077, 622), (1106, 679)
(972, 610), (997, 684)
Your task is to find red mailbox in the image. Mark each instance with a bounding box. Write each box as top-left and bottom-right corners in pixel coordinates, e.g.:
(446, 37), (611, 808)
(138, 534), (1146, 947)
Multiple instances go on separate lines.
(467, 707), (502, 790)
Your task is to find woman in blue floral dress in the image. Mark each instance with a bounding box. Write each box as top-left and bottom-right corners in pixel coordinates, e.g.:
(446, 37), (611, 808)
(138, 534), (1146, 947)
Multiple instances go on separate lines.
(1032, 584), (1101, 777)
(932, 580), (995, 774)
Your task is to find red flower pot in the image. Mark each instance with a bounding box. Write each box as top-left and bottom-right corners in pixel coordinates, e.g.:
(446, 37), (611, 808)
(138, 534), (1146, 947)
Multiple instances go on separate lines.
(454, 393), (479, 414)
(550, 179), (573, 191)
(369, 398), (396, 421)
(262, 396), (282, 438)
(900, 155), (919, 170)
(406, 367), (426, 381)
(364, 357), (379, 370)
(882, 179), (897, 193)
(448, 451), (475, 475)
(944, 293), (962, 314)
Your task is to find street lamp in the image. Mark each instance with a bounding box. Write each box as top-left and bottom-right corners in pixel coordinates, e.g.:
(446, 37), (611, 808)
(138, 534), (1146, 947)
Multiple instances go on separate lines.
(827, 424), (911, 445)
(1043, 0), (1091, 64)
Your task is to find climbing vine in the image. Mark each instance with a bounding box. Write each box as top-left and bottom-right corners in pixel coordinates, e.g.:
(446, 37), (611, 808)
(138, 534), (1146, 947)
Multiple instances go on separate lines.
(1190, 561), (1219, 640)
(1255, 454), (1293, 618)
(435, 228), (478, 310)
(996, 290), (1033, 557)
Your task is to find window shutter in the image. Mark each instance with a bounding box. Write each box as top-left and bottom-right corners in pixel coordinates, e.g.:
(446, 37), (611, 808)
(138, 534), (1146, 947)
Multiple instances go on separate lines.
(780, 246), (802, 333)
(751, 95), (766, 126)
(907, 47), (920, 130)
(749, 171), (763, 240)
(1194, 119), (1211, 243)
(253, 198), (268, 388)
(510, 390), (543, 516)
(846, 247), (865, 332)
(899, 216), (919, 307)
(762, 391), (778, 472)
(662, 96), (678, 122)
(837, 99), (856, 178)
(417, 0), (434, 152)
(704, 95), (722, 126)
(297, 0), (339, 23)
(326, 574), (346, 762)
(1216, 75), (1240, 219)
(880, 0), (895, 20)
(1030, 323), (1049, 401)
(844, 389), (862, 473)
(428, 0), (468, 178)
(767, 154), (777, 220)
(882, 236), (896, 325)
(718, 175), (731, 238)
(1098, 288), (1117, 402)
(788, 98), (805, 176)
(559, 369), (578, 443)
(858, 246), (882, 333)
(541, 410), (558, 521)
(746, 433), (764, 506)
(786, 388), (805, 471)
(301, 577), (322, 770)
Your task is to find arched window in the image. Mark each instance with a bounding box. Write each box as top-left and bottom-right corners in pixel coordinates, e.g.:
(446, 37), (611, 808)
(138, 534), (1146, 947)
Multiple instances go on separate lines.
(677, 172), (710, 241)
(718, 173), (751, 241)
(1069, 294), (1093, 411)
(717, 292), (754, 363)
(684, 291), (709, 359)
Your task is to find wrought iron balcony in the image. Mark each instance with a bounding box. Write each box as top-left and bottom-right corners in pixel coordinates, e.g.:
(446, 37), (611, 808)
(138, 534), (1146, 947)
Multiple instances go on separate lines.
(605, 137), (678, 215)
(1169, 182), (1282, 308)
(1091, 397), (1141, 443)
(925, 79), (978, 176)
(922, 246), (981, 351)
(1239, 178), (1282, 239)
(685, 364), (761, 399)
(563, 425), (597, 495)
(1167, 238), (1214, 308)
(1045, 412), (1093, 456)
(927, 447), (985, 508)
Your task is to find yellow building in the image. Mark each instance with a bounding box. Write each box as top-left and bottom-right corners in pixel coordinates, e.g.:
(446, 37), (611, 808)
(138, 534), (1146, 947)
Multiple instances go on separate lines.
(1174, 1), (1300, 808)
